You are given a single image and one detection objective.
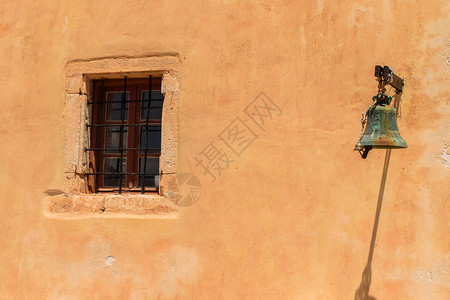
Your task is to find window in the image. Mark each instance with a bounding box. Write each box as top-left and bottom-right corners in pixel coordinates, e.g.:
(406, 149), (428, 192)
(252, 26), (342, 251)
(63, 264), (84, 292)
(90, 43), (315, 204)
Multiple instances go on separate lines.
(87, 77), (164, 194)
(45, 56), (180, 218)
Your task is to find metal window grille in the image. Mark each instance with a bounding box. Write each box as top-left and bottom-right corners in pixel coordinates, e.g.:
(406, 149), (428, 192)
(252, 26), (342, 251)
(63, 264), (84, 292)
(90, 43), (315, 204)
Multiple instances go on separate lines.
(85, 76), (163, 194)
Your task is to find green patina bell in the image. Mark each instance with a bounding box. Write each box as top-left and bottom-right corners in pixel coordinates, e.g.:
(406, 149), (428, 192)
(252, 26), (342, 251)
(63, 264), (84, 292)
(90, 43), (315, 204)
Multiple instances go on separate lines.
(356, 95), (407, 150)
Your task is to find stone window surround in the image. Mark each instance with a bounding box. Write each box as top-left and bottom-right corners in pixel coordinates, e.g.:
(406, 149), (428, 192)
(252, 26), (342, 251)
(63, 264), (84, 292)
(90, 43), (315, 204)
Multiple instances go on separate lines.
(44, 56), (180, 219)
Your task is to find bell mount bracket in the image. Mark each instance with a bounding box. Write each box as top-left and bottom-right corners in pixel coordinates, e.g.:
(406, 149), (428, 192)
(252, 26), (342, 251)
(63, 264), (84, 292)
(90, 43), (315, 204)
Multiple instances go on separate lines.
(374, 65), (404, 95)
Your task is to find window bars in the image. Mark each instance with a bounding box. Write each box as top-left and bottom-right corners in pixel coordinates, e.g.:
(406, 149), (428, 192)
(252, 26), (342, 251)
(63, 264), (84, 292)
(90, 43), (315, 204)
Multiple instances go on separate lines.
(85, 76), (163, 194)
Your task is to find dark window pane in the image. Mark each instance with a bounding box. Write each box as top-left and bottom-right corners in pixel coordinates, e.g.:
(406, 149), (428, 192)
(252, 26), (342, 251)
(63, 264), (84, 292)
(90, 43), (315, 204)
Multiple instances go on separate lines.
(106, 92), (129, 121)
(140, 125), (161, 153)
(138, 157), (159, 187)
(103, 158), (127, 187)
(140, 91), (164, 120)
(105, 126), (128, 153)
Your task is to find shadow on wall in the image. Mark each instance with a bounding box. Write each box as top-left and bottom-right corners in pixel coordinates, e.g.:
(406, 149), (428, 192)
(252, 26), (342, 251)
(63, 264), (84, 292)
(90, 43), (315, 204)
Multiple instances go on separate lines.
(354, 149), (392, 300)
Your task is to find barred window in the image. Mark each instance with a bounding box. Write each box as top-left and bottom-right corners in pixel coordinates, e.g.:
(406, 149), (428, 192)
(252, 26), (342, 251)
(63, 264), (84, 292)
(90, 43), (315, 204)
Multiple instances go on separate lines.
(86, 76), (163, 194)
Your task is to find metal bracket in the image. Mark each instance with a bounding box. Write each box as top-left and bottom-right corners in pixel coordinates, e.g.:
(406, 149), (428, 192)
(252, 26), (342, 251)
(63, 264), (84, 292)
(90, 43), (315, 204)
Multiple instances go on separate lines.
(375, 65), (404, 93)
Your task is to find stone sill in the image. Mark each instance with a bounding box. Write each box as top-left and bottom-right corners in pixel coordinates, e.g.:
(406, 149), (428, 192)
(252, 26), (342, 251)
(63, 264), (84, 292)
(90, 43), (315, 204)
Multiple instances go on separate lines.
(44, 193), (178, 220)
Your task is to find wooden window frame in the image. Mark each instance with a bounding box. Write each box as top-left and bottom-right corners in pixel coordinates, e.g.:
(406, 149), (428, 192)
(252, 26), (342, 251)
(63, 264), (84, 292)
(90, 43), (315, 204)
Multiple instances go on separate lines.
(89, 78), (163, 193)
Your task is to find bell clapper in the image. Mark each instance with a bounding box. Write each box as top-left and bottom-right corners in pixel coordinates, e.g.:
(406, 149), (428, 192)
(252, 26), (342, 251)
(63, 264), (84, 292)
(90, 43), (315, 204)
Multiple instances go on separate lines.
(359, 146), (372, 159)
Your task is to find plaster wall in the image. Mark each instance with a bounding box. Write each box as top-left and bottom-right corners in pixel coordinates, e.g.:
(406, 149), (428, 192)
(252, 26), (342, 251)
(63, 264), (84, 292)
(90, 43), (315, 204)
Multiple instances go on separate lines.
(0, 0), (449, 299)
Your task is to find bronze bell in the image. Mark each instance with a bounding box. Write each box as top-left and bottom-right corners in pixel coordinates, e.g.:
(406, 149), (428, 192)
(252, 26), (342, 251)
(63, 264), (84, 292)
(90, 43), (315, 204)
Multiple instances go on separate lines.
(355, 65), (407, 158)
(355, 95), (407, 153)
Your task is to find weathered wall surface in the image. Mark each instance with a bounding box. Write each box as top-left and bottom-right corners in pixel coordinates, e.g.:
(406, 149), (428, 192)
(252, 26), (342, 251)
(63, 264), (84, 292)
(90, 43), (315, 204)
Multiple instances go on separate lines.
(0, 0), (448, 299)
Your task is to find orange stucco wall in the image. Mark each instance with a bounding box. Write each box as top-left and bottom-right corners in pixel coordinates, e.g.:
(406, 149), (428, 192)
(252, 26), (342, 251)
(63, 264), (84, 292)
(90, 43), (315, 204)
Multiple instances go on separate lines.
(0, 0), (449, 299)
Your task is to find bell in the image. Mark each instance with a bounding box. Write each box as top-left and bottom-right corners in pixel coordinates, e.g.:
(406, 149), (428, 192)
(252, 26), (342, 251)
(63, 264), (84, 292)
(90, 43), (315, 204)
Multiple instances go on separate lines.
(356, 95), (407, 150)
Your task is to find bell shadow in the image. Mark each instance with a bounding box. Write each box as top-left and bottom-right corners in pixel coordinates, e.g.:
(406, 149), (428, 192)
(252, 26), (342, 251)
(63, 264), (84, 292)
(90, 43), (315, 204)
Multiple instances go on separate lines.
(354, 149), (392, 300)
